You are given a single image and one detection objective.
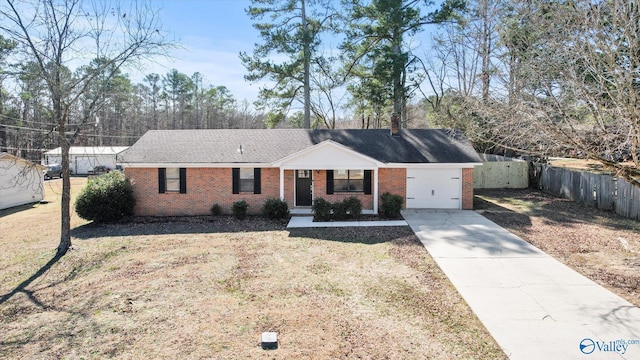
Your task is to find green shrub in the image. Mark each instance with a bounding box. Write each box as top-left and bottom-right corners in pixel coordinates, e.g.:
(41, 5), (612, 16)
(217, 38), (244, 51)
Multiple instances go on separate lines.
(332, 200), (349, 221)
(380, 192), (404, 219)
(210, 203), (222, 216)
(232, 200), (248, 220)
(312, 197), (364, 221)
(343, 196), (362, 219)
(75, 171), (135, 223)
(262, 198), (290, 219)
(311, 198), (332, 221)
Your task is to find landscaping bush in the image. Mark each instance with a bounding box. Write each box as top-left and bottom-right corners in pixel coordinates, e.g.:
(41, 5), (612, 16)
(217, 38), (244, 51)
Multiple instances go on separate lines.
(332, 200), (349, 221)
(343, 196), (362, 219)
(232, 200), (248, 220)
(311, 198), (332, 221)
(262, 198), (290, 219)
(75, 171), (135, 223)
(312, 197), (363, 221)
(210, 203), (222, 216)
(380, 192), (404, 219)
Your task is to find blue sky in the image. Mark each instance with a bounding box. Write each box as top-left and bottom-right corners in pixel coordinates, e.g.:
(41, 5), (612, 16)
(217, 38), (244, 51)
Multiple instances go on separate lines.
(143, 0), (261, 103)
(139, 0), (439, 108)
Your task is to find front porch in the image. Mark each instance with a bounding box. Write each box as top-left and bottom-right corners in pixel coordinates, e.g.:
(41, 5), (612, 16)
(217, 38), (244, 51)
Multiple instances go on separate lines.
(273, 140), (385, 215)
(280, 168), (379, 214)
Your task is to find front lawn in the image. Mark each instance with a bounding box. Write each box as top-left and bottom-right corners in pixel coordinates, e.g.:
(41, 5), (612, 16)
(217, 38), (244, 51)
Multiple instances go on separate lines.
(0, 179), (505, 359)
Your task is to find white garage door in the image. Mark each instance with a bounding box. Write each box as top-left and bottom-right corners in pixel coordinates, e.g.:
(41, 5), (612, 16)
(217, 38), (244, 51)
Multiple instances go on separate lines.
(74, 156), (96, 175)
(406, 168), (462, 209)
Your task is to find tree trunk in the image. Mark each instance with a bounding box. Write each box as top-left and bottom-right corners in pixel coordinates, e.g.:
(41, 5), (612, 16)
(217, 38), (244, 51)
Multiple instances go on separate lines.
(57, 102), (72, 256)
(480, 0), (491, 102)
(0, 125), (6, 153)
(0, 89), (5, 153)
(392, 26), (403, 128)
(301, 0), (311, 128)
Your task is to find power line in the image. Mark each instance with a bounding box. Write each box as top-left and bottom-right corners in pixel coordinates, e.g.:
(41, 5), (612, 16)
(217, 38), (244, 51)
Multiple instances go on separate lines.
(0, 124), (141, 139)
(0, 124), (54, 132)
(0, 115), (57, 126)
(0, 145), (46, 152)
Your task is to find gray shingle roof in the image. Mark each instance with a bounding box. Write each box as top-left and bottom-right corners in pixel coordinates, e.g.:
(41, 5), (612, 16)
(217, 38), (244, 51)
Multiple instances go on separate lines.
(118, 129), (481, 164)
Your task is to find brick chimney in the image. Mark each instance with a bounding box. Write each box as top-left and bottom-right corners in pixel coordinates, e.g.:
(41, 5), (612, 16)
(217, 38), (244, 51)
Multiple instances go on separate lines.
(390, 113), (400, 136)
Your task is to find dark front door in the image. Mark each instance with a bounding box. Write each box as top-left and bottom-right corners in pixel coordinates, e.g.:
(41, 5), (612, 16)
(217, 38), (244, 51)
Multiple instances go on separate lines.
(295, 170), (313, 206)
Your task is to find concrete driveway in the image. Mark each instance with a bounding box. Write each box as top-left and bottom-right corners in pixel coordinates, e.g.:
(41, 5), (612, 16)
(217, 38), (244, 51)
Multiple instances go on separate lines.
(402, 209), (640, 360)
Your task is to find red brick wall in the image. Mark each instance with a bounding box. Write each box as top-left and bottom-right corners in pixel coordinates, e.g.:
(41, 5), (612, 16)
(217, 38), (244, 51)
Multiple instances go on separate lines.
(462, 167), (474, 210)
(378, 168), (406, 209)
(125, 166), (469, 215)
(126, 167), (280, 216)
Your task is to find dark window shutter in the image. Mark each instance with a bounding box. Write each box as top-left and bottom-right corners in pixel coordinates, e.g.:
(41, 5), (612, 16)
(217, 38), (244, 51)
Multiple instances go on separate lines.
(254, 168), (261, 194)
(232, 168), (240, 194)
(326, 170), (334, 194)
(179, 168), (187, 194)
(158, 168), (166, 194)
(364, 170), (372, 195)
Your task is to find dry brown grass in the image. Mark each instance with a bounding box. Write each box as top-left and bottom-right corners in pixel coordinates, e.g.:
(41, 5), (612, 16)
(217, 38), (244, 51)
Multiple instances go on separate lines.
(475, 189), (640, 307)
(548, 158), (636, 174)
(0, 178), (505, 359)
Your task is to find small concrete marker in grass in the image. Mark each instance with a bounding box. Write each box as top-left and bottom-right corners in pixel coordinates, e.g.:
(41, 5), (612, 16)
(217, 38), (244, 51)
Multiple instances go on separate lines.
(261, 332), (278, 350)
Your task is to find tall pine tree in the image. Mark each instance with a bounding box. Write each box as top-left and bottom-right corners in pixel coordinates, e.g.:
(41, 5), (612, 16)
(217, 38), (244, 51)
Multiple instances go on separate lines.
(241, 0), (335, 128)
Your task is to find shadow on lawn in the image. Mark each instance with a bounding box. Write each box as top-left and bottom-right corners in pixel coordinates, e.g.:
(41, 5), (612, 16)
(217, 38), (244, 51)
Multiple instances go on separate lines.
(473, 195), (534, 234)
(0, 203), (39, 218)
(475, 188), (640, 233)
(0, 245), (135, 311)
(0, 252), (63, 306)
(72, 215), (289, 239)
(288, 226), (416, 245)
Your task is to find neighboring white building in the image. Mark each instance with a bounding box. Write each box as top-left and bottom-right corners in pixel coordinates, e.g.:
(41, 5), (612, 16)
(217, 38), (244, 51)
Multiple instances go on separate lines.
(0, 152), (46, 210)
(44, 146), (128, 175)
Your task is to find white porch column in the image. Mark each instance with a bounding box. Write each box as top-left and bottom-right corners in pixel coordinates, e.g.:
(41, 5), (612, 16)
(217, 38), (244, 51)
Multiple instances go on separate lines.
(373, 167), (379, 214)
(279, 167), (285, 200)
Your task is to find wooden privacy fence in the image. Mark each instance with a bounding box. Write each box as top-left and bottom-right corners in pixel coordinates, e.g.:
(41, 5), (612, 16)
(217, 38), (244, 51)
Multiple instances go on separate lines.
(540, 165), (640, 220)
(474, 154), (529, 189)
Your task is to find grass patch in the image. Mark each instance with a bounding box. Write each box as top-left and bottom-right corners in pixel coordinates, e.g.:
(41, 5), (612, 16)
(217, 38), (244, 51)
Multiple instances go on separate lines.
(0, 179), (505, 359)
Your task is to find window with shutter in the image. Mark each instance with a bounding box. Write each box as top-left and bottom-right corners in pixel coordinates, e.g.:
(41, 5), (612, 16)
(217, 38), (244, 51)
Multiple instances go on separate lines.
(233, 168), (261, 194)
(159, 167), (186, 193)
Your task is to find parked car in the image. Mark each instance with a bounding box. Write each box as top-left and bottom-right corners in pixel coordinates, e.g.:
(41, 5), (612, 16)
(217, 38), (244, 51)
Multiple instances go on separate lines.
(88, 165), (111, 175)
(43, 164), (63, 180)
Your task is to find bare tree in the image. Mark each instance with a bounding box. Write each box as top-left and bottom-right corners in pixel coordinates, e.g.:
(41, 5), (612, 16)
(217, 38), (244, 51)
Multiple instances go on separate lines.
(499, 0), (640, 185)
(427, 0), (640, 187)
(0, 0), (171, 256)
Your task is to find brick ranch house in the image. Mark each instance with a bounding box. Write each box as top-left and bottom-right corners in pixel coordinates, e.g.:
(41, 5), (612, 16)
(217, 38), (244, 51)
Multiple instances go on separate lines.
(117, 128), (482, 216)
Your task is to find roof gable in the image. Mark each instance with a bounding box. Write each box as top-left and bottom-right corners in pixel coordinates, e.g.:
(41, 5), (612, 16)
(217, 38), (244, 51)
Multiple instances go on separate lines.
(274, 140), (383, 169)
(0, 152), (46, 170)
